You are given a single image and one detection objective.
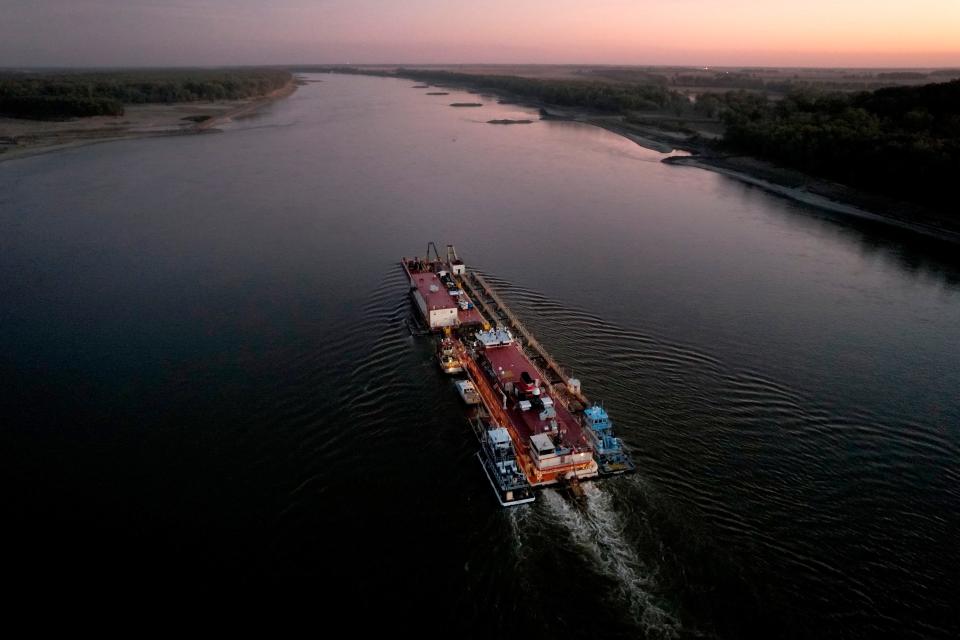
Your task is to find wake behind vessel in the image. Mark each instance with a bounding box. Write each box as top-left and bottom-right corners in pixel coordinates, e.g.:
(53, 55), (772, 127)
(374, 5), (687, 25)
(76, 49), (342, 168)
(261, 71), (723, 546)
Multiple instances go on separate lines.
(402, 243), (635, 506)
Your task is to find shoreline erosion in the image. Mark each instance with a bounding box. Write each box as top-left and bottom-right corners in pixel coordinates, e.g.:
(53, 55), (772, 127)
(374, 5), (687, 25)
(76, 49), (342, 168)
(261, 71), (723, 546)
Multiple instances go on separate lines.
(663, 155), (960, 243)
(0, 77), (299, 164)
(658, 148), (960, 244)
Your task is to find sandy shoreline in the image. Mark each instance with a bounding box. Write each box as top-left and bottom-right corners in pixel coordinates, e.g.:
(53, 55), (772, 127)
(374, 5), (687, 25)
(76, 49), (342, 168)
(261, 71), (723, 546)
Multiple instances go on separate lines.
(583, 119), (677, 154)
(196, 78), (298, 130)
(663, 156), (960, 243)
(0, 78), (299, 164)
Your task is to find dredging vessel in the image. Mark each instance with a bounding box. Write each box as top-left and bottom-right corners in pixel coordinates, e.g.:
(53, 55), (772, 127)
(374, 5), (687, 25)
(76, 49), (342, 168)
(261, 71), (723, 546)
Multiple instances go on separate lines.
(402, 242), (635, 506)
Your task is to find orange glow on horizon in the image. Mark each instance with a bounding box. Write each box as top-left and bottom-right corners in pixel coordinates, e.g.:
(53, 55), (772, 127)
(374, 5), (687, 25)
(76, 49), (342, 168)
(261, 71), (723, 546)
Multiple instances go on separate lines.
(389, 0), (960, 67)
(2, 0), (959, 67)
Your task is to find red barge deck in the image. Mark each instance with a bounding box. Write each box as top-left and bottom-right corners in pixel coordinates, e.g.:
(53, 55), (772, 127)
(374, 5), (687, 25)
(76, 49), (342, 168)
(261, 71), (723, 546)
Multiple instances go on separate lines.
(462, 329), (597, 485)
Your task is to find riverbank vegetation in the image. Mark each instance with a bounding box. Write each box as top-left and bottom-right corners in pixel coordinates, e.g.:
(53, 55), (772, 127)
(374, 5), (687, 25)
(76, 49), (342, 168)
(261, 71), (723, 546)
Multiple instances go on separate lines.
(308, 66), (687, 113)
(0, 69), (291, 120)
(704, 80), (960, 211)
(312, 65), (959, 222)
(404, 69), (687, 113)
(303, 64), (960, 98)
(312, 67), (960, 217)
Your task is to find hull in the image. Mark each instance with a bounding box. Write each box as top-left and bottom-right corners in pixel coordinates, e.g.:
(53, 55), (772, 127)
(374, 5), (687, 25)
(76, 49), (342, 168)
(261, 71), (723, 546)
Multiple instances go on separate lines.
(477, 453), (535, 507)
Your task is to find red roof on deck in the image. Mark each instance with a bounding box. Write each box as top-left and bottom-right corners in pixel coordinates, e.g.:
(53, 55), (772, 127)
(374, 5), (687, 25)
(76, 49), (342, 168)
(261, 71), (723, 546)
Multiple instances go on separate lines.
(407, 263), (485, 326)
(412, 272), (455, 310)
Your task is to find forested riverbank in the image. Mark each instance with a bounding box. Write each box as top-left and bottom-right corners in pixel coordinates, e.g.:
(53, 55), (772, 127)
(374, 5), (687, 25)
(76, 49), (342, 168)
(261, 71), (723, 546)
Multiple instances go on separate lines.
(0, 69), (292, 120)
(0, 69), (296, 161)
(702, 81), (960, 214)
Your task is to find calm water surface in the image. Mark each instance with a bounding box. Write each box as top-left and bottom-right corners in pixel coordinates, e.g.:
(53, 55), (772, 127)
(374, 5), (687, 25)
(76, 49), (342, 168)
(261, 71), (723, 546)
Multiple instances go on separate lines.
(2, 74), (958, 637)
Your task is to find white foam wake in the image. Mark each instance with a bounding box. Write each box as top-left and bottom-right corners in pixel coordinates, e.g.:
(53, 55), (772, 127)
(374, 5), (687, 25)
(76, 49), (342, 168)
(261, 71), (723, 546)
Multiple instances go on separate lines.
(540, 486), (682, 638)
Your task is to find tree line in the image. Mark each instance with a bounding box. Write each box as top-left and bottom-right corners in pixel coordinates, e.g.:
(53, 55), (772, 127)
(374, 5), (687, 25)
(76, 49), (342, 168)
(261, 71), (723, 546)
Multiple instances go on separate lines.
(400, 69), (687, 113)
(306, 67), (687, 113)
(696, 80), (960, 212)
(0, 69), (291, 120)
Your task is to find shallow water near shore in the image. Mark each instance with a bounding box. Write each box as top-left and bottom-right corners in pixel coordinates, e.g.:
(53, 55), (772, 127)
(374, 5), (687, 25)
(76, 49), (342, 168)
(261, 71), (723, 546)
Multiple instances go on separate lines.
(2, 73), (958, 637)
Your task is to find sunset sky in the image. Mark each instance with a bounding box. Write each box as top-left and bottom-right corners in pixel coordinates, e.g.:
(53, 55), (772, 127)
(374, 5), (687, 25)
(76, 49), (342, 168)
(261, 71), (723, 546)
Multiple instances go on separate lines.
(4, 0), (960, 68)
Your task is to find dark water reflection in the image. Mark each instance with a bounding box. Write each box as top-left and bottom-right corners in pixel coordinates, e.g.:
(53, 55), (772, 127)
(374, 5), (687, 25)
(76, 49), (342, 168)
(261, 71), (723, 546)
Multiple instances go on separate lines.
(2, 74), (958, 637)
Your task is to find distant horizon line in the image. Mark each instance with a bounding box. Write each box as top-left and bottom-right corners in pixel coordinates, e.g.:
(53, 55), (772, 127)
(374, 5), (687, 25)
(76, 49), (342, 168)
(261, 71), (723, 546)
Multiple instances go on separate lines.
(3, 62), (960, 72)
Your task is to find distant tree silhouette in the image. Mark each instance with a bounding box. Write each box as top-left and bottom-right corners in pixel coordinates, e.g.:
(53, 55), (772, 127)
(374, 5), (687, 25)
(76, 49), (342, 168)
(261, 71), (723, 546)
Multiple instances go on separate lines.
(713, 80), (960, 211)
(0, 69), (291, 120)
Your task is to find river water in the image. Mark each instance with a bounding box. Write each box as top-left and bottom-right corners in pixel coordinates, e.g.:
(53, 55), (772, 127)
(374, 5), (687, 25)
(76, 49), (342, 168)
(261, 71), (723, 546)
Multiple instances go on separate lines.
(2, 73), (958, 637)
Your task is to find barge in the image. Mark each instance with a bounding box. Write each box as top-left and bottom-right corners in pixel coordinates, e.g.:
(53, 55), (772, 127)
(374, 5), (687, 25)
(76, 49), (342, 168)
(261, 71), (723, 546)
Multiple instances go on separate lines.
(402, 243), (635, 506)
(401, 242), (484, 331)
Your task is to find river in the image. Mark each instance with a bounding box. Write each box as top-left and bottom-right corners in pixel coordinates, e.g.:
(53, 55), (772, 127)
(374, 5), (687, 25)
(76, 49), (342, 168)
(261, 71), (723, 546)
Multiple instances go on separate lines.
(2, 73), (957, 638)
